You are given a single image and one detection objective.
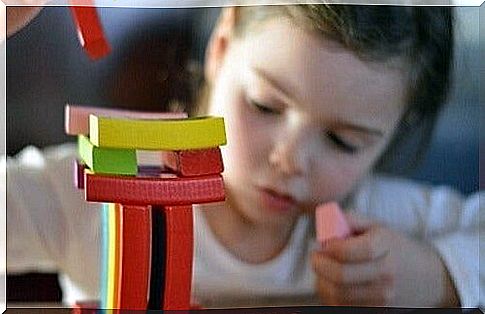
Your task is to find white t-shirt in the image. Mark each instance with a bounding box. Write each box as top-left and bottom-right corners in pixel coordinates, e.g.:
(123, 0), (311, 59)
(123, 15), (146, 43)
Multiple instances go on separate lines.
(4, 144), (483, 308)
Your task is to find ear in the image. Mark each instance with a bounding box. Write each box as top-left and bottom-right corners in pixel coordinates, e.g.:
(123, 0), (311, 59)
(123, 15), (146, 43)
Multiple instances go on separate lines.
(204, 7), (237, 84)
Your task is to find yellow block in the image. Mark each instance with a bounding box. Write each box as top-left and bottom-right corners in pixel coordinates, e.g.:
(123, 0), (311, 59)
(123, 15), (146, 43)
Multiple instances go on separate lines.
(90, 115), (227, 150)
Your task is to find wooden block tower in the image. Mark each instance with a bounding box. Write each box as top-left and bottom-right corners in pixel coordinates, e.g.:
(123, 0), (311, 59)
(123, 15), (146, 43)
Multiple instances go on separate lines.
(66, 104), (226, 311)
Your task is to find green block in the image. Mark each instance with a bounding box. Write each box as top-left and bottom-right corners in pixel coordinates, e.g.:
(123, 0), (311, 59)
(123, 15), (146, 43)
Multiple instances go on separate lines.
(78, 135), (137, 175)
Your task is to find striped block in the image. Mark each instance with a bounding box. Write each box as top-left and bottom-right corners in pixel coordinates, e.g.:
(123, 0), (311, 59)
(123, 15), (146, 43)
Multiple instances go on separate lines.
(84, 171), (225, 206)
(89, 115), (226, 150)
(65, 104), (187, 136)
(106, 203), (120, 310)
(100, 203), (122, 311)
(161, 148), (224, 177)
(78, 135), (137, 175)
(100, 204), (109, 310)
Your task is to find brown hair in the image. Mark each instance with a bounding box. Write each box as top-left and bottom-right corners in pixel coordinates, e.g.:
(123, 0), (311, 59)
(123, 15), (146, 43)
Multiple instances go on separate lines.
(191, 5), (454, 172)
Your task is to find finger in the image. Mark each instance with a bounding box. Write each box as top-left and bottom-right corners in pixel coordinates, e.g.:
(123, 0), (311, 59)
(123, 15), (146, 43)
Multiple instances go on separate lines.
(344, 211), (376, 234)
(312, 251), (391, 285)
(315, 276), (340, 305)
(323, 226), (390, 263)
(340, 279), (395, 306)
(317, 277), (395, 306)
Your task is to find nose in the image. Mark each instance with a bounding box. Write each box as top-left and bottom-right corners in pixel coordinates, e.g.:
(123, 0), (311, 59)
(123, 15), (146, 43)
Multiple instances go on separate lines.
(268, 117), (314, 177)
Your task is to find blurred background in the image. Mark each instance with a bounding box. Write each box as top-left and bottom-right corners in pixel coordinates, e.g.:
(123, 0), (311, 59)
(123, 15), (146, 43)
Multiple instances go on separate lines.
(6, 5), (482, 303)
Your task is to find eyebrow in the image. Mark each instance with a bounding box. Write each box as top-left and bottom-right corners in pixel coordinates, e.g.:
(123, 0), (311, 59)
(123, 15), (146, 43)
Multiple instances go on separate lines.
(252, 66), (385, 137)
(252, 67), (295, 103)
(335, 122), (385, 137)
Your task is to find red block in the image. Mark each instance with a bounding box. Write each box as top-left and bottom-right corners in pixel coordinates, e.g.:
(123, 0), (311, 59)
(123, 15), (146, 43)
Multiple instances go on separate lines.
(117, 205), (152, 310)
(161, 148), (224, 177)
(84, 172), (225, 206)
(162, 205), (193, 310)
(69, 1), (111, 60)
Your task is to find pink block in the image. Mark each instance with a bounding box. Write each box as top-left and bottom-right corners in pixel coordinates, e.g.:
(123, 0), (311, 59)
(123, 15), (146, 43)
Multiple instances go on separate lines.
(315, 202), (351, 244)
(65, 104), (188, 135)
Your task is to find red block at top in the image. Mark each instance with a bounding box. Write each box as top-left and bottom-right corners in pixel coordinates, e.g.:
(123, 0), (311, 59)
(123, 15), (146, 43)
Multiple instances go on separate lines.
(161, 148), (224, 177)
(69, 3), (111, 60)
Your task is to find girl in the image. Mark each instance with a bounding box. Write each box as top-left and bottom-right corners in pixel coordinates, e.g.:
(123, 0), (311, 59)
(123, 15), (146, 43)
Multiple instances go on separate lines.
(5, 4), (483, 308)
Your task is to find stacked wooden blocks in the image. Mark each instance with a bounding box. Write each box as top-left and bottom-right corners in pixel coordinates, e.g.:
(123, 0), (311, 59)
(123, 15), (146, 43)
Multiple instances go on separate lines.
(66, 104), (226, 311)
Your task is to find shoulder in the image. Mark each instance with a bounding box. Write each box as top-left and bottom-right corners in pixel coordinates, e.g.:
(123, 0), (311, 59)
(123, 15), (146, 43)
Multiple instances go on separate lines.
(355, 173), (469, 209)
(359, 173), (433, 194)
(351, 174), (482, 234)
(353, 174), (431, 212)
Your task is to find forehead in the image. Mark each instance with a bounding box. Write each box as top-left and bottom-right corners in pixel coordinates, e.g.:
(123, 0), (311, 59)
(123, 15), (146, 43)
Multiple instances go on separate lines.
(234, 18), (408, 128)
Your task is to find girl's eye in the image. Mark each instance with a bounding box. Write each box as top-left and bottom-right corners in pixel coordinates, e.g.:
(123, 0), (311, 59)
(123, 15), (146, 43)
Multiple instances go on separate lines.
(326, 131), (359, 154)
(248, 98), (281, 115)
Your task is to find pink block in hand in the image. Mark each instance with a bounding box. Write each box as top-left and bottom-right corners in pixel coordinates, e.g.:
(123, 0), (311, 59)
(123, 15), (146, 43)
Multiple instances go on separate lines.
(65, 104), (188, 135)
(315, 202), (351, 244)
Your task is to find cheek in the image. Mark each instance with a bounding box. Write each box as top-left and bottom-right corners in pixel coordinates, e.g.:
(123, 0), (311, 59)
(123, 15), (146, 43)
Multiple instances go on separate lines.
(307, 134), (393, 203)
(309, 155), (374, 203)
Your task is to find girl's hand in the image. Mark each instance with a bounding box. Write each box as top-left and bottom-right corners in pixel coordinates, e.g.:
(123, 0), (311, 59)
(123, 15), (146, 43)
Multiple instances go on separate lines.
(311, 212), (459, 307)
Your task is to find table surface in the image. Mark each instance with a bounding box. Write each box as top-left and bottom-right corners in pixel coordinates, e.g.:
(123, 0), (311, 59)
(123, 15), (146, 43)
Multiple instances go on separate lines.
(5, 304), (481, 314)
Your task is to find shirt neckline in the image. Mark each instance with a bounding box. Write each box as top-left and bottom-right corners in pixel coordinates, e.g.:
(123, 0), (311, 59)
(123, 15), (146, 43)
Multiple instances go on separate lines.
(193, 205), (311, 273)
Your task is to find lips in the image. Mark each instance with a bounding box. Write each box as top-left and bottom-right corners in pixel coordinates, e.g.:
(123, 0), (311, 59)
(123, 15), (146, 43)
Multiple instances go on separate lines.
(258, 187), (297, 213)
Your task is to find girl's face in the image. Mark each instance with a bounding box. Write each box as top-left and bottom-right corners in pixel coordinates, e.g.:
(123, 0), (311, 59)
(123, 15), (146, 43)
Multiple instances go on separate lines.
(206, 12), (407, 228)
